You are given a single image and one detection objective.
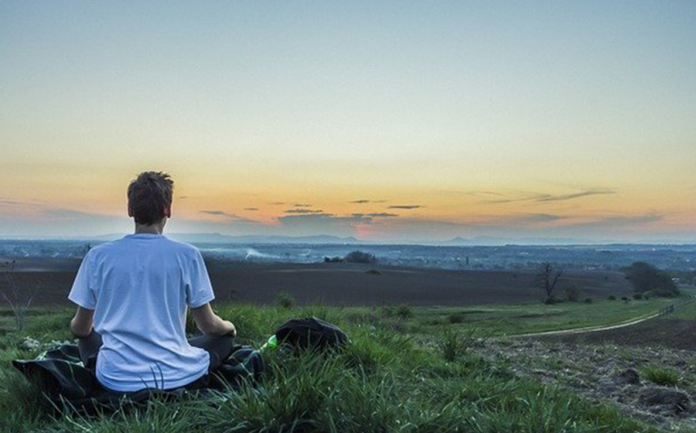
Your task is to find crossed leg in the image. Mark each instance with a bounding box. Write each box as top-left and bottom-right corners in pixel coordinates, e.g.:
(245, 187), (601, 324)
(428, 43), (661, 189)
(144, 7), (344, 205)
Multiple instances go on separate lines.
(77, 331), (235, 373)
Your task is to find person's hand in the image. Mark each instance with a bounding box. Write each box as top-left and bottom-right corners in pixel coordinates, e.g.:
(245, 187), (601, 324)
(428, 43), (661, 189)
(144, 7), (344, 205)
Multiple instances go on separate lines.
(224, 320), (237, 337)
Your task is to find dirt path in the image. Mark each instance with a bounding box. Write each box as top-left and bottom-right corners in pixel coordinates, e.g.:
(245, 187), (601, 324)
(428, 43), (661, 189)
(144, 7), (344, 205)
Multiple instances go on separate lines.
(512, 310), (663, 338)
(514, 297), (695, 338)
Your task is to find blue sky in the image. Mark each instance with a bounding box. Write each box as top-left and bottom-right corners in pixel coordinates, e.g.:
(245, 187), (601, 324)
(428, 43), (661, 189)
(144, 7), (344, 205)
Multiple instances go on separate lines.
(1, 1), (695, 242)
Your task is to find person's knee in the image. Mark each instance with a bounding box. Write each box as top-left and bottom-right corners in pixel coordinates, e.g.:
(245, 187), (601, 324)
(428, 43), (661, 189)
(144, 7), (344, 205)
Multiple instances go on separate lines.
(214, 334), (235, 353)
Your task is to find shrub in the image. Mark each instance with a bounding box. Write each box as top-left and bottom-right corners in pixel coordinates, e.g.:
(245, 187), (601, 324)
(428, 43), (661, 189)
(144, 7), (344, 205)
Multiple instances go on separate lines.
(641, 365), (680, 386)
(565, 285), (581, 302)
(365, 269), (381, 275)
(323, 256), (343, 263)
(436, 328), (478, 362)
(624, 261), (678, 295)
(621, 296), (630, 303)
(644, 289), (678, 298)
(632, 293), (643, 300)
(275, 291), (295, 309)
(447, 313), (465, 324)
(380, 304), (413, 320)
(1, 261), (34, 331)
(608, 295), (617, 301)
(395, 305), (413, 320)
(345, 250), (377, 264)
(584, 298), (593, 304)
(543, 296), (561, 305)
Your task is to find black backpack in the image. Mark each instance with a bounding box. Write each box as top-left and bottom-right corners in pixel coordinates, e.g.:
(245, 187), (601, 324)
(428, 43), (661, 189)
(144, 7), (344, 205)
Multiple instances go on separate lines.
(274, 317), (348, 349)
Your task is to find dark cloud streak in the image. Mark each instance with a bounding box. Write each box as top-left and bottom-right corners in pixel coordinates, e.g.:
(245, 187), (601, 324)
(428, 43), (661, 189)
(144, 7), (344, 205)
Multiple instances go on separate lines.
(284, 209), (324, 214)
(349, 199), (387, 204)
(353, 212), (399, 218)
(199, 210), (256, 223)
(388, 205), (423, 209)
(483, 188), (615, 204)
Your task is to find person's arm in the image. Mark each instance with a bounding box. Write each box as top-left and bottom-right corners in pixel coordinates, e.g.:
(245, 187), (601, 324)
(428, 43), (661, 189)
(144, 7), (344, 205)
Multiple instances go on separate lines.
(69, 306), (94, 338)
(191, 303), (236, 337)
(68, 251), (97, 338)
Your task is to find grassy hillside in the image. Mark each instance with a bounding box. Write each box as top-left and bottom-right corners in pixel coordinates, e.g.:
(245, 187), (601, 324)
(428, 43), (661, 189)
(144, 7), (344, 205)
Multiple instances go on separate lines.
(0, 304), (661, 432)
(545, 293), (696, 351)
(409, 296), (676, 337)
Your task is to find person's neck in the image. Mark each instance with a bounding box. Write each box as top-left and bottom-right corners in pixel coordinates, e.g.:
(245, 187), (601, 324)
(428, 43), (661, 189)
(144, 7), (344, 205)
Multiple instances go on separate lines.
(134, 222), (165, 235)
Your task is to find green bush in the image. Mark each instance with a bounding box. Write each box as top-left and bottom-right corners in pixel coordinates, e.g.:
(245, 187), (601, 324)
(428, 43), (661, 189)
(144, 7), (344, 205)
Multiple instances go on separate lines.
(584, 298), (593, 304)
(395, 305), (413, 320)
(380, 304), (413, 320)
(345, 250), (377, 264)
(608, 295), (617, 301)
(275, 291), (296, 309)
(447, 313), (465, 324)
(633, 292), (643, 300)
(543, 296), (562, 305)
(565, 285), (582, 302)
(644, 289), (678, 298)
(436, 328), (478, 362)
(624, 261), (678, 294)
(641, 365), (680, 386)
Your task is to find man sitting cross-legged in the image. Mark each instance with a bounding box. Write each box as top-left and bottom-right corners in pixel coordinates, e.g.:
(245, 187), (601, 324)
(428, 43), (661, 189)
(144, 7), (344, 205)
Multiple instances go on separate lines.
(68, 171), (237, 393)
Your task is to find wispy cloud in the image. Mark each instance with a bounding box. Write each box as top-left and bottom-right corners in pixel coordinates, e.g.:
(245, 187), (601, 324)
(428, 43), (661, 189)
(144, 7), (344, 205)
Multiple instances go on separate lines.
(0, 197), (39, 206)
(200, 210), (229, 216)
(199, 210), (256, 223)
(276, 212), (372, 236)
(269, 201), (285, 205)
(278, 213), (371, 225)
(564, 213), (663, 229)
(41, 208), (109, 219)
(536, 189), (615, 203)
(284, 209), (324, 214)
(388, 205), (423, 210)
(244, 207), (259, 211)
(500, 213), (564, 224)
(353, 212), (399, 218)
(349, 199), (387, 204)
(294, 203), (312, 208)
(482, 188), (615, 205)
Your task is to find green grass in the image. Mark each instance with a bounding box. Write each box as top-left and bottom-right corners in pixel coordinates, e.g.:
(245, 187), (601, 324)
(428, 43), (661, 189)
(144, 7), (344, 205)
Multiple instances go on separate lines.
(668, 299), (696, 320)
(0, 305), (660, 432)
(410, 297), (677, 338)
(641, 365), (681, 386)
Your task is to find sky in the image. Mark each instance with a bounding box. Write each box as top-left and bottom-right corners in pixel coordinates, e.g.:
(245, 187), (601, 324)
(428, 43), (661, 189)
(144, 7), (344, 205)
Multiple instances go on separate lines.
(1, 1), (695, 243)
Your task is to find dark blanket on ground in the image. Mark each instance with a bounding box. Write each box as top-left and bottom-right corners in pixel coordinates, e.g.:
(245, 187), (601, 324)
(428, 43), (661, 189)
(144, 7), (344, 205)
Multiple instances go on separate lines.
(12, 343), (265, 414)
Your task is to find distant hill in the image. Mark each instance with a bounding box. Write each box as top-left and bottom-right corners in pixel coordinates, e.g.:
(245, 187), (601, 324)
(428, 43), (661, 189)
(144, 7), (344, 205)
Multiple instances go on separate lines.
(155, 233), (360, 245)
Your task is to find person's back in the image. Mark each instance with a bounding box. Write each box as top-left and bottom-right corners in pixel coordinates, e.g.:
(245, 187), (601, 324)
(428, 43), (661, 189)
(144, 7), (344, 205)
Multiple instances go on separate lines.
(68, 171), (236, 393)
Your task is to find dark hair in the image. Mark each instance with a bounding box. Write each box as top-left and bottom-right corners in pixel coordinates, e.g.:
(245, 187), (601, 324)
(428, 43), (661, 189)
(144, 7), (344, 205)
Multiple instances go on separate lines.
(127, 171), (174, 225)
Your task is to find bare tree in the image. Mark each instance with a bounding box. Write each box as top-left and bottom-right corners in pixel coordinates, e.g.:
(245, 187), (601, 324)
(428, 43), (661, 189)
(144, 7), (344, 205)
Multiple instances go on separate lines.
(536, 262), (564, 304)
(1, 260), (35, 331)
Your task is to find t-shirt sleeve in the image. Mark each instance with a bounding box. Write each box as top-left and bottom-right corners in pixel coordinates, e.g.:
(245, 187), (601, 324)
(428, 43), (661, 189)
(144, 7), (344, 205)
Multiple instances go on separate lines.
(186, 249), (215, 308)
(68, 251), (97, 310)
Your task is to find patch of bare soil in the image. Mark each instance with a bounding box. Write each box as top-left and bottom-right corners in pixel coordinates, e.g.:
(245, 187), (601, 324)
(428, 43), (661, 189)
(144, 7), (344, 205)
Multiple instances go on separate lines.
(2, 257), (634, 307)
(480, 340), (696, 431)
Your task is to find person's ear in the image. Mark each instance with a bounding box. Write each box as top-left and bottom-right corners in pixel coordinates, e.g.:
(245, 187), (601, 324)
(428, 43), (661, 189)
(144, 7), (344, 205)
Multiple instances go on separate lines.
(127, 204), (133, 218)
(164, 205), (172, 218)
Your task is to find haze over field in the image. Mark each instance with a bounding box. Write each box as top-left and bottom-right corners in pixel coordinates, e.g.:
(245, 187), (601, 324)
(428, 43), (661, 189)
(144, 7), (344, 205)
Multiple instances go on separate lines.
(1, 1), (695, 243)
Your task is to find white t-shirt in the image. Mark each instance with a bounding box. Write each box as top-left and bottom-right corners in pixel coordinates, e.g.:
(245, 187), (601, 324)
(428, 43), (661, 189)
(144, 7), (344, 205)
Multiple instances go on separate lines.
(68, 233), (215, 392)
